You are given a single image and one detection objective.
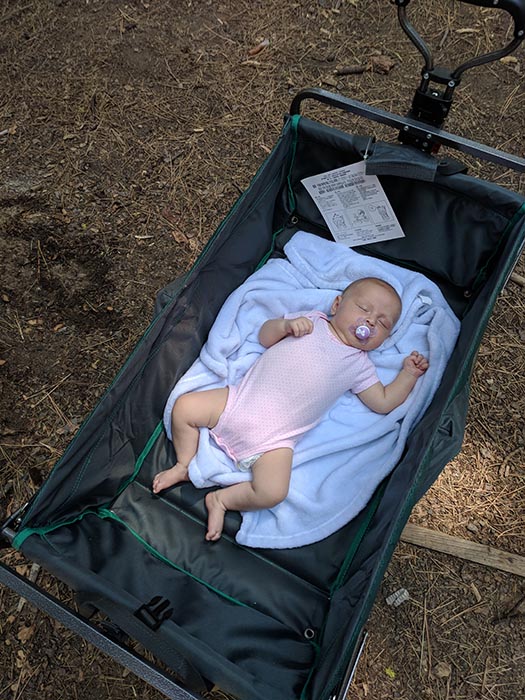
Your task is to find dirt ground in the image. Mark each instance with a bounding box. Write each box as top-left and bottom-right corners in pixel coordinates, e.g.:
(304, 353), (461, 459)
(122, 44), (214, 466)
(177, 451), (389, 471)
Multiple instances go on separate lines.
(0, 1), (524, 698)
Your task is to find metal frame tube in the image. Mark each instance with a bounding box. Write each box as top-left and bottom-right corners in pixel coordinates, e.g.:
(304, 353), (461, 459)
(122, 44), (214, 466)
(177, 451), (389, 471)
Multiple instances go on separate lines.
(289, 88), (525, 173)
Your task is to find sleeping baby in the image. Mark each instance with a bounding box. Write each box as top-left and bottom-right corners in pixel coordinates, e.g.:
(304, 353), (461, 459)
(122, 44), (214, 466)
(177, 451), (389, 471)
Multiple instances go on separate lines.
(152, 277), (429, 541)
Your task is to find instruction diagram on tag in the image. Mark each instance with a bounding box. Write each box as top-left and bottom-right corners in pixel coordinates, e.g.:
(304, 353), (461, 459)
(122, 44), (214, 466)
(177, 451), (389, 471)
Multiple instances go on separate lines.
(301, 161), (405, 247)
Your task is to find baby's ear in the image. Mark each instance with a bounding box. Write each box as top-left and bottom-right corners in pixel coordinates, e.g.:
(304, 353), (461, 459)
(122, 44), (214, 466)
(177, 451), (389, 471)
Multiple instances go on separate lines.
(330, 295), (342, 315)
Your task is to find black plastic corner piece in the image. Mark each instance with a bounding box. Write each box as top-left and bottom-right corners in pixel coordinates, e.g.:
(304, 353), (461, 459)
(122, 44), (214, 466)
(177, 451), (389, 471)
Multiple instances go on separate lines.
(135, 595), (174, 631)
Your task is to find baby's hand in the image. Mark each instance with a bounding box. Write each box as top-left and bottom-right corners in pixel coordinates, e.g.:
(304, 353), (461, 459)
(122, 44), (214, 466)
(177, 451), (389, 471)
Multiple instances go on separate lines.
(403, 351), (429, 377)
(285, 316), (314, 337)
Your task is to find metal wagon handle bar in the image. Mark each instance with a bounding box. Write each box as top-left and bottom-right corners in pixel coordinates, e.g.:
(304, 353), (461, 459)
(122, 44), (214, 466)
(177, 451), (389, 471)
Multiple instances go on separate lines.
(289, 87), (525, 173)
(460, 0), (525, 34)
(394, 0), (525, 79)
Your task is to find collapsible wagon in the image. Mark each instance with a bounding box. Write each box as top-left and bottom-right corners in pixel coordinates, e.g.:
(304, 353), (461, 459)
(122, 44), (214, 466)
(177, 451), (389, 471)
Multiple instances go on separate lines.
(2, 2), (525, 699)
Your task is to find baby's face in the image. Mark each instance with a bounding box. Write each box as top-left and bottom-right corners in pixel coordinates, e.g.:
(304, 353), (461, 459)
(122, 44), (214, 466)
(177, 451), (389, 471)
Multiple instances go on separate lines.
(329, 281), (401, 350)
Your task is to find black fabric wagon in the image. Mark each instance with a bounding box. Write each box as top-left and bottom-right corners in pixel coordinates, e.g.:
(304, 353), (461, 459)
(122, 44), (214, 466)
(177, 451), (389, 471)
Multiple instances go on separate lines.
(2, 2), (525, 699)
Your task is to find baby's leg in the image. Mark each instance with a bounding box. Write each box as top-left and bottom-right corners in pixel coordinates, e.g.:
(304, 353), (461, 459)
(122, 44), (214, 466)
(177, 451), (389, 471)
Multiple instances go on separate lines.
(205, 447), (293, 541)
(152, 388), (228, 494)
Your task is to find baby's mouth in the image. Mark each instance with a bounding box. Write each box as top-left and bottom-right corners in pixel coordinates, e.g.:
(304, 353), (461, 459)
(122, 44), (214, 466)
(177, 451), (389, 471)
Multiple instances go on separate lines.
(349, 318), (377, 344)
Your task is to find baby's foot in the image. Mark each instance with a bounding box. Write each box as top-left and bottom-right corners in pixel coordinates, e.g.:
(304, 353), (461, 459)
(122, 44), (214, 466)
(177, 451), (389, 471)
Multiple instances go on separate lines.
(204, 491), (227, 542)
(152, 463), (189, 494)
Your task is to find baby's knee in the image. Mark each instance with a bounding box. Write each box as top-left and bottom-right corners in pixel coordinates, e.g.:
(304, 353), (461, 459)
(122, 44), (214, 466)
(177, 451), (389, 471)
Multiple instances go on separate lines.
(257, 480), (289, 508)
(172, 393), (194, 421)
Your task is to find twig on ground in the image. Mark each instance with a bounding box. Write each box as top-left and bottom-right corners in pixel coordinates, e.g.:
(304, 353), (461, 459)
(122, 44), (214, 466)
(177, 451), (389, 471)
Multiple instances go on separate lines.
(510, 271), (525, 287)
(401, 524), (525, 577)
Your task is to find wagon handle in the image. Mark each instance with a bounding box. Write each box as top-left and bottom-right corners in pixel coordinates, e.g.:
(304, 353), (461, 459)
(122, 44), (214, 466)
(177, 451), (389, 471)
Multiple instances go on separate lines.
(391, 0), (525, 147)
(452, 0), (525, 78)
(459, 0), (525, 38)
(394, 0), (525, 41)
(394, 0), (525, 80)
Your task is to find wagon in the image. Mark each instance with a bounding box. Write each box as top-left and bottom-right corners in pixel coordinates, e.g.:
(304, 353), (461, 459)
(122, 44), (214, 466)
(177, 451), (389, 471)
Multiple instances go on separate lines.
(2, 1), (525, 698)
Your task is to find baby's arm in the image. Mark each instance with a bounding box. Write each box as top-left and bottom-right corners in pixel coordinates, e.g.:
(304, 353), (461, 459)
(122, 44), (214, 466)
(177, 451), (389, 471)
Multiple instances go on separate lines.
(259, 316), (313, 348)
(357, 351), (429, 414)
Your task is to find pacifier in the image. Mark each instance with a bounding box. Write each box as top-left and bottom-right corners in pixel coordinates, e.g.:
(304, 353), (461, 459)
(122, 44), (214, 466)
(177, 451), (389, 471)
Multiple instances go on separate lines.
(355, 324), (371, 340)
(350, 318), (377, 344)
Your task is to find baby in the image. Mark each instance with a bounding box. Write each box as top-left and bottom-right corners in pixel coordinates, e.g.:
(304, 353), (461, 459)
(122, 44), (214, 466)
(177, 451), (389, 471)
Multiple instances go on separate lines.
(153, 277), (429, 541)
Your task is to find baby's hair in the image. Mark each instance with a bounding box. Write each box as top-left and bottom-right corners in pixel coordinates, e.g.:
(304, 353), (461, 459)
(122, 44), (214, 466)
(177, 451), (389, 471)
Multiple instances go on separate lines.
(342, 277), (401, 306)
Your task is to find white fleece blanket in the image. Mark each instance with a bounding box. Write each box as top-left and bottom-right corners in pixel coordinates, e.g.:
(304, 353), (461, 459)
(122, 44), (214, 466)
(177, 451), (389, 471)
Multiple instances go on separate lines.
(163, 231), (460, 548)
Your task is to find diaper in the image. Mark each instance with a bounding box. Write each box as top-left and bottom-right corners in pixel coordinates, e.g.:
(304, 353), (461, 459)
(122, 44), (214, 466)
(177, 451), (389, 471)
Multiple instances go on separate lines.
(237, 453), (263, 472)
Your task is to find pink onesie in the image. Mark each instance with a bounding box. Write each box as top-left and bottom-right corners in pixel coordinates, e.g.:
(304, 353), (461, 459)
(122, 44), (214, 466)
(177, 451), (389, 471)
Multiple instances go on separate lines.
(210, 311), (379, 466)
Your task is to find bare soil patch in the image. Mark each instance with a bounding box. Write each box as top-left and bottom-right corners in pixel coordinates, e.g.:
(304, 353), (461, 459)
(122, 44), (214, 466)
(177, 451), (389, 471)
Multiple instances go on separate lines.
(1, 1), (524, 699)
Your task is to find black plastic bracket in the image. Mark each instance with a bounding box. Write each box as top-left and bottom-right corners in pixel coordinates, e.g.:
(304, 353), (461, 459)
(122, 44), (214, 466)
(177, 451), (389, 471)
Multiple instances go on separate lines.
(408, 67), (458, 127)
(135, 595), (174, 631)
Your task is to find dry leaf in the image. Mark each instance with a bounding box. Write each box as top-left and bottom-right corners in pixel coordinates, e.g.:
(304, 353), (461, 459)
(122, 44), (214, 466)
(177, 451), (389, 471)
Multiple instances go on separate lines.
(247, 38), (269, 56)
(161, 207), (179, 226)
(433, 661), (452, 679)
(17, 625), (35, 642)
(170, 229), (189, 244)
(369, 55), (396, 74)
(322, 75), (339, 88)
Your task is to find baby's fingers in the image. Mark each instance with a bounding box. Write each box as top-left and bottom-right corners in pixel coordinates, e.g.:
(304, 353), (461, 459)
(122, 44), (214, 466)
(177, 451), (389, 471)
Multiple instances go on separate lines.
(291, 317), (313, 336)
(411, 351), (429, 370)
